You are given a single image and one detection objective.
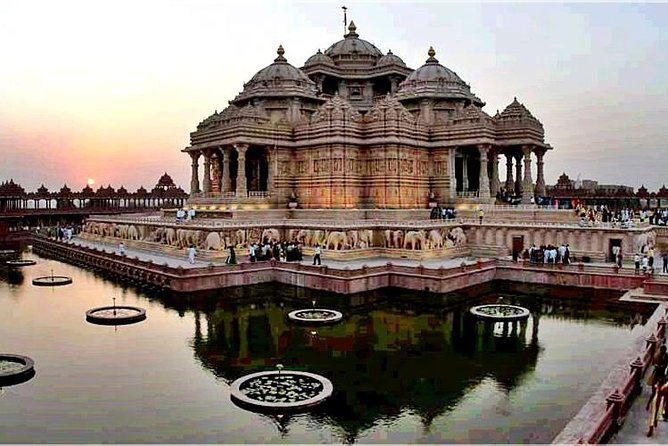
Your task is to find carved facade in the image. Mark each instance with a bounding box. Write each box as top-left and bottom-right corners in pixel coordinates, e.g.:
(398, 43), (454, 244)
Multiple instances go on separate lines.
(184, 22), (552, 209)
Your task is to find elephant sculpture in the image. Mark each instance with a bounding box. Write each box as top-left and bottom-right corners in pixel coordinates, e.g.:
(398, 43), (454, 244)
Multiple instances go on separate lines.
(137, 225), (146, 241)
(448, 227), (467, 246)
(428, 229), (444, 249)
(326, 231), (347, 250)
(358, 229), (373, 248)
(234, 229), (246, 247)
(204, 232), (223, 250)
(403, 230), (427, 250)
(383, 230), (404, 248)
(153, 227), (165, 243)
(346, 230), (359, 249)
(634, 231), (656, 254)
(165, 228), (177, 246)
(307, 230), (326, 247)
(128, 225), (139, 240)
(261, 228), (281, 244)
(289, 229), (308, 244)
(118, 224), (129, 239)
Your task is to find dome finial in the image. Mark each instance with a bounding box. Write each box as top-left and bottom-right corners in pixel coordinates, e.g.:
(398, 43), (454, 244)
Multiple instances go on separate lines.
(346, 20), (358, 37)
(275, 44), (286, 62)
(426, 46), (438, 63)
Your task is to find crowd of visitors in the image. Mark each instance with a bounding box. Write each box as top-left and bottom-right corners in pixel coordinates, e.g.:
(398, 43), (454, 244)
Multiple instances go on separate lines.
(247, 240), (304, 263)
(575, 204), (668, 227)
(519, 243), (572, 265)
(429, 206), (458, 220)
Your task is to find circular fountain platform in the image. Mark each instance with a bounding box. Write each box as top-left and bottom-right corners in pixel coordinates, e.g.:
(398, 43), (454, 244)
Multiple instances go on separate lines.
(5, 259), (36, 267)
(287, 308), (343, 325)
(470, 304), (531, 322)
(230, 370), (333, 413)
(32, 276), (72, 286)
(86, 306), (146, 325)
(0, 354), (35, 386)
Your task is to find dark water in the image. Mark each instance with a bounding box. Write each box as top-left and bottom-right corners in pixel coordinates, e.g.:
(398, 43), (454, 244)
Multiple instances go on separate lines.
(0, 251), (656, 443)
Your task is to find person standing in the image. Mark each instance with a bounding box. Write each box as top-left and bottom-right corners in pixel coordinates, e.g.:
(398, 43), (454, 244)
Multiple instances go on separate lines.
(663, 252), (668, 274)
(118, 242), (126, 256)
(249, 243), (256, 263)
(187, 245), (197, 264)
(635, 253), (641, 274)
(478, 208), (484, 224)
(313, 244), (322, 266)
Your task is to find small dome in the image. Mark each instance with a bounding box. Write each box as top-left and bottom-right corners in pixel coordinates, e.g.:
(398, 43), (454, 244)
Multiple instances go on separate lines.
(495, 97), (543, 130)
(59, 184), (72, 195)
(377, 49), (406, 67)
(304, 49), (334, 67)
(233, 45), (318, 103)
(405, 47), (464, 84)
(397, 47), (483, 106)
(248, 45), (312, 84)
(324, 21), (383, 66)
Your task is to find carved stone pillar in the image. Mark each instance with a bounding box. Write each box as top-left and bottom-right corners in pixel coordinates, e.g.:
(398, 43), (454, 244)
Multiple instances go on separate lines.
(478, 145), (490, 199)
(266, 148), (274, 193)
(211, 154), (221, 193)
(514, 153), (523, 196)
(490, 148), (500, 198)
(505, 153), (513, 191)
(535, 147), (546, 197)
(522, 145), (534, 204)
(462, 153), (469, 192)
(189, 151), (201, 195)
(449, 148), (457, 199)
(202, 150), (212, 194)
(234, 143), (248, 197)
(220, 147), (230, 193)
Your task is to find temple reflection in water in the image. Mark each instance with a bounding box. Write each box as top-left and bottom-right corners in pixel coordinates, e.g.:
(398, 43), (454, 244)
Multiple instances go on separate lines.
(145, 281), (650, 443)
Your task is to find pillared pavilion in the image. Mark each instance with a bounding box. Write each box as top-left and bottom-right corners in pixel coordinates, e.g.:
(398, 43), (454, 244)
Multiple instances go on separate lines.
(183, 22), (551, 209)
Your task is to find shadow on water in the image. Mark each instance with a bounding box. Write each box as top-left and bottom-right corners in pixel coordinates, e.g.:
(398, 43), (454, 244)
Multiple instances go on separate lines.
(138, 281), (654, 442)
(16, 250), (657, 443)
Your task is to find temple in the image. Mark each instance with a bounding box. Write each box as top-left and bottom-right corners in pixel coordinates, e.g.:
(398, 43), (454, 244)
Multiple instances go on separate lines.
(184, 22), (551, 209)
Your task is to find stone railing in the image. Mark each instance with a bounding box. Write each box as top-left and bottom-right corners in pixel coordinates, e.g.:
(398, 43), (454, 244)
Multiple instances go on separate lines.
(457, 191), (479, 198)
(247, 191), (269, 198)
(552, 306), (667, 444)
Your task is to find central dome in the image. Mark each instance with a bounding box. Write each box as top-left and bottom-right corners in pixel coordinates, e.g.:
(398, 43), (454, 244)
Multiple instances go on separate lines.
(324, 21), (383, 67)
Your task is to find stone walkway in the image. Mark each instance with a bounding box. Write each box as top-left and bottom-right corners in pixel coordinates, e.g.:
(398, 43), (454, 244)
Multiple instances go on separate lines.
(62, 238), (208, 268)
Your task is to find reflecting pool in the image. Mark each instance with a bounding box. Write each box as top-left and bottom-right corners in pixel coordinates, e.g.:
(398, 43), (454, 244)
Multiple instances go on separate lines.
(0, 252), (656, 443)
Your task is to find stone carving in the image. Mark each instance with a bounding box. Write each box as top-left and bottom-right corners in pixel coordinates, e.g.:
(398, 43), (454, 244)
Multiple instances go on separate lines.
(311, 94), (361, 124)
(128, 225), (139, 240)
(365, 95), (415, 124)
(204, 232), (223, 250)
(384, 230), (404, 249)
(403, 230), (427, 250)
(634, 231), (656, 254)
(428, 229), (444, 249)
(326, 231), (347, 250)
(234, 229), (246, 247)
(448, 227), (467, 246)
(261, 228), (281, 244)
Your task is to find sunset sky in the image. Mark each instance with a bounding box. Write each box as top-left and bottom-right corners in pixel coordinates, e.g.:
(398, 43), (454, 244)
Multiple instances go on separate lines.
(1, 1), (667, 192)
